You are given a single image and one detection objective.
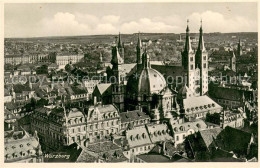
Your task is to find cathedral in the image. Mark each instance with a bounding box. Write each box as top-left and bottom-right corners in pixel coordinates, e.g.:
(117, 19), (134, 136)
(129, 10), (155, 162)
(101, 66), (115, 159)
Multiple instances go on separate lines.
(108, 21), (222, 122)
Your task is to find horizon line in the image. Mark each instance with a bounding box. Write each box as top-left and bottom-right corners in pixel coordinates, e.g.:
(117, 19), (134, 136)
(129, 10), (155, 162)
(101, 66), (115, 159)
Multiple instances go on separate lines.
(4, 31), (258, 39)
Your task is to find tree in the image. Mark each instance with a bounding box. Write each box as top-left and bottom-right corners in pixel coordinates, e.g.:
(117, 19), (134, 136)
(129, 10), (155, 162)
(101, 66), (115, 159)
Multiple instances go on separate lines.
(36, 98), (48, 107)
(65, 64), (73, 73)
(205, 112), (220, 125)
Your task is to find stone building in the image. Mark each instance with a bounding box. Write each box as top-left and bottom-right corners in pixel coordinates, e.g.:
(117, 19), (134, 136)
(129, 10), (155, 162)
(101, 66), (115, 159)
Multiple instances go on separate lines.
(85, 104), (121, 142)
(30, 105), (87, 150)
(56, 52), (84, 66)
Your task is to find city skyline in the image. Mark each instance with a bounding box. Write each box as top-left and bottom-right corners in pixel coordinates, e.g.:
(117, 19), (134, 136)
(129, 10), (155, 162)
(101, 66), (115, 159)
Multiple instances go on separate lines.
(5, 2), (258, 38)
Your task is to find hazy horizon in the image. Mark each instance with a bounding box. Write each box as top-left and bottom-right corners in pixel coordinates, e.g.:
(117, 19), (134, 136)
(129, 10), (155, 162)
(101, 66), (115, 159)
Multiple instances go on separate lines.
(4, 31), (258, 39)
(5, 3), (258, 38)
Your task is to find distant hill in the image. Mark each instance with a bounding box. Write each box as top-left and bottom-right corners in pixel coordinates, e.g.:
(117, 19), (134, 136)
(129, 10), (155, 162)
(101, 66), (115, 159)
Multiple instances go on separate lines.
(5, 32), (257, 44)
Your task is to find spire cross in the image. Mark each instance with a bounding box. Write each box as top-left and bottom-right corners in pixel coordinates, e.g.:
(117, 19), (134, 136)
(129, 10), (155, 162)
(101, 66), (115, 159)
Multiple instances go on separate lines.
(200, 19), (203, 26)
(187, 19), (189, 25)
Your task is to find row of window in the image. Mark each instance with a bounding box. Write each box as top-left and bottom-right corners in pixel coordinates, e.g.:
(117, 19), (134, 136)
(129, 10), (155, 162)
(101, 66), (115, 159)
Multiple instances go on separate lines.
(131, 145), (152, 153)
(190, 63), (207, 70)
(5, 150), (36, 160)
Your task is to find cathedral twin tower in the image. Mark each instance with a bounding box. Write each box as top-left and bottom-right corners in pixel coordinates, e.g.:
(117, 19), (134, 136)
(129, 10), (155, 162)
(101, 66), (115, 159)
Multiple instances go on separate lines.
(181, 20), (208, 97)
(111, 20), (209, 112)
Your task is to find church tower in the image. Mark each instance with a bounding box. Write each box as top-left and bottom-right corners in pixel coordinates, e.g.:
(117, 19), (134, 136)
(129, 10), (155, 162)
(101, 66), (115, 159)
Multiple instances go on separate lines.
(237, 38), (242, 57)
(117, 32), (125, 61)
(230, 50), (236, 72)
(136, 32), (143, 71)
(195, 20), (208, 95)
(111, 35), (125, 112)
(182, 20), (196, 96)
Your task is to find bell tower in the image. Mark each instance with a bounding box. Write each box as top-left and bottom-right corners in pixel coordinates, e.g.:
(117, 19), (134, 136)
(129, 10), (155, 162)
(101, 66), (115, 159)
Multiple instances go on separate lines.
(182, 19), (196, 96)
(195, 20), (208, 96)
(111, 35), (125, 112)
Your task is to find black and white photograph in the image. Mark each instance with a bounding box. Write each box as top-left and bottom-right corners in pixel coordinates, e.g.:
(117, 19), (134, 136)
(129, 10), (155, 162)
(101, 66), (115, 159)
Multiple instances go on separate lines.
(2, 1), (259, 165)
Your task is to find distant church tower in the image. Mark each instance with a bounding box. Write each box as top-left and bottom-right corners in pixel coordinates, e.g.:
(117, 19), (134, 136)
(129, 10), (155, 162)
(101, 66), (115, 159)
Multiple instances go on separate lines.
(237, 38), (242, 57)
(230, 50), (236, 72)
(195, 20), (208, 95)
(182, 20), (197, 96)
(117, 32), (125, 61)
(136, 32), (143, 71)
(111, 34), (125, 112)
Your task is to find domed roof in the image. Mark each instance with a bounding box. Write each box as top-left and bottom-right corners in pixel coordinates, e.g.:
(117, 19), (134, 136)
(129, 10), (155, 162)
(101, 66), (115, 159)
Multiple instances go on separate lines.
(127, 67), (167, 95)
(178, 84), (193, 99)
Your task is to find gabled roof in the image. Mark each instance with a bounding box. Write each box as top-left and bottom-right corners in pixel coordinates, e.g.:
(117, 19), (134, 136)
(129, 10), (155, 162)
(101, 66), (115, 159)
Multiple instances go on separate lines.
(146, 124), (173, 143)
(126, 126), (152, 148)
(199, 128), (222, 148)
(96, 83), (111, 95)
(119, 110), (150, 123)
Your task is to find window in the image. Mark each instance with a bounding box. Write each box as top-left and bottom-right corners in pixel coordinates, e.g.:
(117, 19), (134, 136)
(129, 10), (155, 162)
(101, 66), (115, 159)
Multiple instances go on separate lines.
(183, 134), (185, 139)
(190, 64), (194, 70)
(190, 57), (193, 62)
(203, 63), (206, 68)
(176, 136), (179, 141)
(203, 56), (206, 60)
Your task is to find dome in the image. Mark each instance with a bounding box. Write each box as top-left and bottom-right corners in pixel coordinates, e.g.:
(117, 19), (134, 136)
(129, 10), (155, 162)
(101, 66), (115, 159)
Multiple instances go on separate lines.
(127, 67), (167, 95)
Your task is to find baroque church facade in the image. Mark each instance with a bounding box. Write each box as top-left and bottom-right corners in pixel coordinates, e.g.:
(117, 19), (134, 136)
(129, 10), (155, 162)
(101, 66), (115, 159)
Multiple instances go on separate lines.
(108, 21), (222, 122)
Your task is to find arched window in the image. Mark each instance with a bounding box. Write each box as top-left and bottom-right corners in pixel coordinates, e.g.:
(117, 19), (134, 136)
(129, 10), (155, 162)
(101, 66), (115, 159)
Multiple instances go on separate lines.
(174, 127), (178, 132)
(196, 123), (201, 128)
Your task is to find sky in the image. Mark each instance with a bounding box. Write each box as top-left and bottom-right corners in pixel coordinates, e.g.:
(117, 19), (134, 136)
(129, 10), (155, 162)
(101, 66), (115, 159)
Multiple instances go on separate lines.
(4, 2), (258, 38)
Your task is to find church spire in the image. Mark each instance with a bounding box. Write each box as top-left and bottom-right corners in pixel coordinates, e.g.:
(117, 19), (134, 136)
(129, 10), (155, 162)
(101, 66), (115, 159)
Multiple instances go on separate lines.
(118, 32), (123, 48)
(197, 19), (206, 52)
(184, 19), (193, 53)
(136, 32), (143, 67)
(237, 38), (241, 57)
(111, 46), (123, 66)
(137, 32), (142, 48)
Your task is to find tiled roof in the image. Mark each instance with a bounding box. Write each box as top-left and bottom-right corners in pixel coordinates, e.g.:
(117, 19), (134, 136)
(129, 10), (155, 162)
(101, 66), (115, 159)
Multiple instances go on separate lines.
(87, 141), (120, 153)
(151, 65), (185, 81)
(137, 154), (172, 162)
(119, 110), (150, 123)
(183, 95), (222, 111)
(4, 131), (41, 162)
(67, 108), (84, 118)
(126, 126), (152, 148)
(215, 126), (253, 155)
(76, 150), (98, 162)
(199, 127), (222, 148)
(170, 119), (207, 134)
(208, 85), (252, 102)
(146, 124), (173, 143)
